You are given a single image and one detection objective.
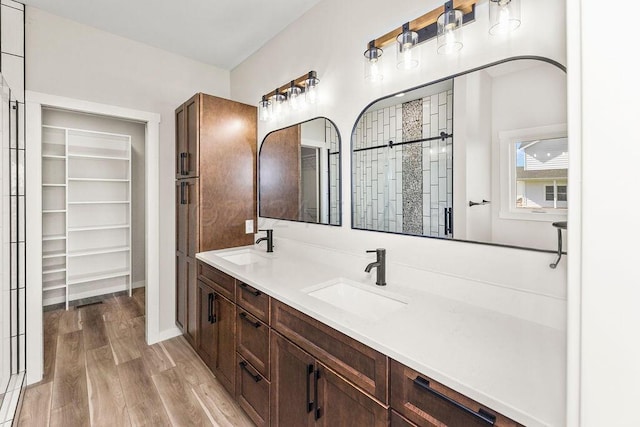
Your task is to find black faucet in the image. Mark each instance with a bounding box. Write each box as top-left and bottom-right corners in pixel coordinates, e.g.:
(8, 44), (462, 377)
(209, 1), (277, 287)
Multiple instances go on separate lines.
(256, 229), (273, 253)
(365, 248), (386, 286)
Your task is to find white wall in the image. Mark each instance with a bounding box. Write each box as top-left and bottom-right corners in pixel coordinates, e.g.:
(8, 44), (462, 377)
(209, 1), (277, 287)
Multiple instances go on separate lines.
(26, 7), (230, 335)
(577, 0), (640, 425)
(232, 0), (568, 299)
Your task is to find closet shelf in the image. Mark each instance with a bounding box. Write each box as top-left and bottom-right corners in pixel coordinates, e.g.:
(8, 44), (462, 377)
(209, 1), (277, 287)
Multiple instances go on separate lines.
(42, 155), (66, 160)
(43, 251), (66, 259)
(68, 153), (129, 161)
(43, 280), (66, 291)
(68, 201), (130, 205)
(42, 183), (67, 187)
(68, 178), (129, 182)
(68, 246), (130, 258)
(68, 225), (129, 232)
(42, 235), (67, 241)
(43, 266), (66, 275)
(68, 269), (130, 286)
(43, 209), (66, 213)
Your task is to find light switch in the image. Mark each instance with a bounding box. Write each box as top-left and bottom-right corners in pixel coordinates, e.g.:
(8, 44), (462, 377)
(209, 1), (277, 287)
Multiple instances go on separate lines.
(245, 220), (254, 234)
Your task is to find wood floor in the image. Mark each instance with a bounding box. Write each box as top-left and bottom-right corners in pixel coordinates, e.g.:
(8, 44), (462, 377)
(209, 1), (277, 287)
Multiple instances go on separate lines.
(17, 289), (254, 427)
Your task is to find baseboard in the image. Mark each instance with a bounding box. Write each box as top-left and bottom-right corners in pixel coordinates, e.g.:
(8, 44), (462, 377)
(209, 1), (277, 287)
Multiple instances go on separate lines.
(132, 280), (146, 289)
(149, 327), (183, 345)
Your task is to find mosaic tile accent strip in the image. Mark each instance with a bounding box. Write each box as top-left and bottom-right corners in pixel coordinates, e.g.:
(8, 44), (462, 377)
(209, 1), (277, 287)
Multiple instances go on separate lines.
(352, 88), (453, 237)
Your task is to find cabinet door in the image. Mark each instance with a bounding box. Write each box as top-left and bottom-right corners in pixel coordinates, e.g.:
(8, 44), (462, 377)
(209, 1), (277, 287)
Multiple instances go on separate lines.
(184, 256), (197, 347)
(184, 94), (199, 178)
(175, 102), (186, 178)
(175, 252), (186, 332)
(197, 279), (217, 367)
(186, 178), (199, 257)
(214, 293), (236, 395)
(315, 363), (389, 427)
(271, 331), (315, 427)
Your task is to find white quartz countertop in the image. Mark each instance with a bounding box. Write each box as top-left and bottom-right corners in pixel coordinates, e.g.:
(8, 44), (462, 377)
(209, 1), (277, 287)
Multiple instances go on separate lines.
(196, 244), (565, 426)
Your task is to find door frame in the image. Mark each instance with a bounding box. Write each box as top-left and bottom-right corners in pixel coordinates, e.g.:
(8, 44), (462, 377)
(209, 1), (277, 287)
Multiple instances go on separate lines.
(25, 91), (164, 384)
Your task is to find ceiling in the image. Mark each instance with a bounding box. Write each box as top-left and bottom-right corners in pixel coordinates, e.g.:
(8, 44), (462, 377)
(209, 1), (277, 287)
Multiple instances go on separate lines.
(21, 0), (322, 70)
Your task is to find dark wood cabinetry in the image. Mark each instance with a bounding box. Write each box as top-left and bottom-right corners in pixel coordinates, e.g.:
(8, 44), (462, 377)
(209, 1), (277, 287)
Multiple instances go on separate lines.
(270, 330), (388, 427)
(196, 279), (236, 395)
(389, 360), (521, 427)
(175, 93), (256, 352)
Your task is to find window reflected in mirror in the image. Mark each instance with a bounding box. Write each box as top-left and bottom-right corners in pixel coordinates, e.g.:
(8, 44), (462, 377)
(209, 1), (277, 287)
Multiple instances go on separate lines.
(259, 118), (341, 226)
(351, 58), (567, 252)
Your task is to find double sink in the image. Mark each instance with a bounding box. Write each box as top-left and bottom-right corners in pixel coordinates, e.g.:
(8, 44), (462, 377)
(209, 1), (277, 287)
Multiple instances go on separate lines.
(215, 247), (409, 322)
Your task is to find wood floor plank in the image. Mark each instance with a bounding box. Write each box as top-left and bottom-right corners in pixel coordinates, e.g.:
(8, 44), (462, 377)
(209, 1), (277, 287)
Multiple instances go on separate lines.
(57, 308), (82, 335)
(162, 337), (217, 387)
(81, 306), (110, 351)
(43, 310), (63, 383)
(50, 402), (90, 427)
(16, 381), (53, 427)
(193, 381), (254, 427)
(85, 345), (129, 426)
(51, 330), (89, 412)
(116, 295), (144, 320)
(151, 367), (213, 427)
(117, 357), (171, 426)
(141, 343), (176, 376)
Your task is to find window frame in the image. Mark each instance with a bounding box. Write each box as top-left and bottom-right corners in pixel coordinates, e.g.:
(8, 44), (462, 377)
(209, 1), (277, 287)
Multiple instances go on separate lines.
(499, 124), (568, 222)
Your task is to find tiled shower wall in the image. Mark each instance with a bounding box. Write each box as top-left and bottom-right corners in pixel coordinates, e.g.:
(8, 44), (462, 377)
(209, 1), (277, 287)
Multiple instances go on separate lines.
(0, 1), (25, 425)
(327, 120), (340, 225)
(353, 89), (453, 237)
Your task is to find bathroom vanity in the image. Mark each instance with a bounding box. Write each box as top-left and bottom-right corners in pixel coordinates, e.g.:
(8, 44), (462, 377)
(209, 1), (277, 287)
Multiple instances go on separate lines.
(194, 241), (565, 427)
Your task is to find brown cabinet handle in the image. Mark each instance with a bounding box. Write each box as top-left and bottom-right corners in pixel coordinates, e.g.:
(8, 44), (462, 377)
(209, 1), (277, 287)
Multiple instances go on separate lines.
(413, 376), (496, 425)
(239, 361), (262, 382)
(239, 312), (261, 328)
(239, 282), (262, 296)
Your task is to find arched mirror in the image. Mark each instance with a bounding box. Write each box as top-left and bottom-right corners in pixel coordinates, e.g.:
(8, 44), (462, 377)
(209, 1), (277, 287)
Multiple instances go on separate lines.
(260, 117), (341, 225)
(351, 57), (567, 252)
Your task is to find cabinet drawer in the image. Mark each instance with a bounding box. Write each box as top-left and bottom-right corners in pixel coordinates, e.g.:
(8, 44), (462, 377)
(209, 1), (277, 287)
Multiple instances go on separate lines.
(271, 300), (388, 404)
(197, 261), (235, 301)
(390, 360), (522, 427)
(236, 355), (270, 427)
(237, 309), (270, 379)
(391, 410), (418, 427)
(237, 281), (270, 323)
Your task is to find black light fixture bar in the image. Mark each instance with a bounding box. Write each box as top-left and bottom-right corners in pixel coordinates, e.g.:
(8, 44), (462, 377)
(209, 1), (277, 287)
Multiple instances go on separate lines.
(263, 71), (318, 100)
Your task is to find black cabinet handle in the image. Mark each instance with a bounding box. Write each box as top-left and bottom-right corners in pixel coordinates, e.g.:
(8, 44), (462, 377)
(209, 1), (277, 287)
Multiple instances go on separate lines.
(239, 312), (261, 328)
(180, 152), (189, 175)
(413, 376), (496, 425)
(314, 368), (322, 420)
(239, 282), (262, 297)
(208, 292), (216, 324)
(239, 361), (262, 382)
(180, 182), (186, 205)
(444, 207), (453, 235)
(306, 364), (314, 413)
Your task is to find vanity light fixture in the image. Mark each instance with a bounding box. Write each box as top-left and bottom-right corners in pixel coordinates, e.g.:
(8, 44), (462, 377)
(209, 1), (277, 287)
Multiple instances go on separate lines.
(269, 88), (286, 120)
(489, 0), (521, 35)
(286, 80), (303, 111)
(363, 0), (531, 81)
(437, 1), (464, 54)
(364, 40), (384, 82)
(396, 23), (420, 69)
(259, 70), (320, 122)
(259, 95), (271, 122)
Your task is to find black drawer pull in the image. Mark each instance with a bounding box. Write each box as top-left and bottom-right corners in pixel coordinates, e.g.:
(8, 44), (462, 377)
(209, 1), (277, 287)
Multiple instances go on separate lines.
(239, 361), (262, 382)
(208, 292), (216, 324)
(306, 364), (314, 413)
(180, 152), (189, 175)
(239, 312), (261, 328)
(239, 282), (262, 297)
(413, 376), (496, 425)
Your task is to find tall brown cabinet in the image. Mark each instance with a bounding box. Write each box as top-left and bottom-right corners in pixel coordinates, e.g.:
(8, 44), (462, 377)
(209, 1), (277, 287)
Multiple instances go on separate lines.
(175, 93), (257, 349)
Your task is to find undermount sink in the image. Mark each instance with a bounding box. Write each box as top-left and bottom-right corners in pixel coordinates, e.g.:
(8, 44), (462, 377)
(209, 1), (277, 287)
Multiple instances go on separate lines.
(305, 278), (408, 322)
(216, 248), (268, 266)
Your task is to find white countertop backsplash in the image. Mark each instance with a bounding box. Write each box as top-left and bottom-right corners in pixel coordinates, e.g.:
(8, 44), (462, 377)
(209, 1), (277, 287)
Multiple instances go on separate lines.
(197, 237), (566, 427)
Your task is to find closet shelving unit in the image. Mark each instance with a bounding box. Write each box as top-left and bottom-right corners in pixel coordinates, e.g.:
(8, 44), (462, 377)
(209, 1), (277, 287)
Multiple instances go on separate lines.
(41, 125), (132, 309)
